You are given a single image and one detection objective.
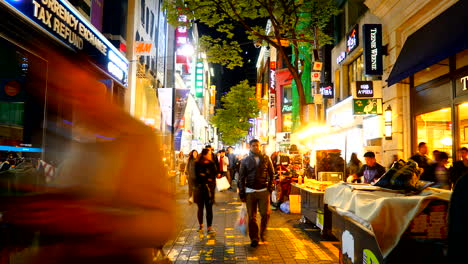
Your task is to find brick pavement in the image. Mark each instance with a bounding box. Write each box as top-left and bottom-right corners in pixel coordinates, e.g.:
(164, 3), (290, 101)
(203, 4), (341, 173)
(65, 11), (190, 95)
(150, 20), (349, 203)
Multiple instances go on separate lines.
(163, 183), (340, 263)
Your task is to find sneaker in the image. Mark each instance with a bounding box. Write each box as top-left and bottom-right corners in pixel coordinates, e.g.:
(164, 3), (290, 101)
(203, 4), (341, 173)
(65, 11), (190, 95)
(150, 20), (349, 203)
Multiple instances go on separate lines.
(198, 225), (204, 233)
(207, 226), (215, 234)
(250, 240), (259, 247)
(260, 235), (266, 242)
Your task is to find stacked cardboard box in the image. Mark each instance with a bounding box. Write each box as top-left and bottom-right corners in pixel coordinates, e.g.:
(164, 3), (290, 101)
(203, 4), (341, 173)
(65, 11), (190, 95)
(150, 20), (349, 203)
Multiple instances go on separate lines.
(405, 201), (448, 240)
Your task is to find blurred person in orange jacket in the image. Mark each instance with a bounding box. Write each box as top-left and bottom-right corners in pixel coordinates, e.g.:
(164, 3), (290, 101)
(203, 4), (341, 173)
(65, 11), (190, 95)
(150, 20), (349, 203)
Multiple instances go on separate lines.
(0, 49), (176, 263)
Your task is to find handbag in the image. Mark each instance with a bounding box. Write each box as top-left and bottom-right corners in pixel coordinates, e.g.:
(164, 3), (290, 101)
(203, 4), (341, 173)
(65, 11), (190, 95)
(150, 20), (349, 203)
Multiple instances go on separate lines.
(216, 176), (230, 192)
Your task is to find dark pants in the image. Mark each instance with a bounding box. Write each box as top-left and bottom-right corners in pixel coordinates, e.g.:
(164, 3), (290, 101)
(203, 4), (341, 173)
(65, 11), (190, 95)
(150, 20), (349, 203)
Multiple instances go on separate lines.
(196, 193), (213, 227)
(246, 190), (270, 242)
(227, 168), (234, 185)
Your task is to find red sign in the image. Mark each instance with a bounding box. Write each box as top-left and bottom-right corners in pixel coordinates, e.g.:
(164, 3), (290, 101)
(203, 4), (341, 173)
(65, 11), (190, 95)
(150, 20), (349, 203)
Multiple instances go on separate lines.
(5, 81), (20, 96)
(175, 12), (189, 64)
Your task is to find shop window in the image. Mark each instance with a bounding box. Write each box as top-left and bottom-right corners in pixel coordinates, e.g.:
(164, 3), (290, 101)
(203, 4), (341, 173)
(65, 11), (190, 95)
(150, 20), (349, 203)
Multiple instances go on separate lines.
(457, 103), (468, 149)
(347, 55), (372, 84)
(456, 49), (468, 69)
(283, 113), (292, 132)
(335, 69), (340, 99)
(414, 58), (449, 87)
(141, 0), (145, 25)
(282, 84), (292, 112)
(0, 38), (47, 159)
(146, 8), (150, 33)
(347, 55), (373, 97)
(416, 108), (452, 156)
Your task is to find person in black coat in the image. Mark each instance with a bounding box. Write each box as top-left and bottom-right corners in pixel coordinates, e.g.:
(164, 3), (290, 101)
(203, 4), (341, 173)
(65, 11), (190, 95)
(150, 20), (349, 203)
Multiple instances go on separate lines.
(186, 150), (199, 202)
(194, 148), (217, 234)
(448, 174), (468, 263)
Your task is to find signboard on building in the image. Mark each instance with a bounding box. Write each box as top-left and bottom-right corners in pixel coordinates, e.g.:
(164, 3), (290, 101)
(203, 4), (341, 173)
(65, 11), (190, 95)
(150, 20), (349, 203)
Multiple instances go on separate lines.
(346, 24), (359, 54)
(175, 12), (189, 63)
(336, 51), (346, 64)
(363, 24), (383, 76)
(353, 98), (383, 115)
(2, 0), (128, 85)
(313, 61), (323, 71)
(135, 41), (154, 56)
(311, 71), (321, 82)
(195, 60), (204, 97)
(356, 81), (374, 97)
(320, 83), (334, 98)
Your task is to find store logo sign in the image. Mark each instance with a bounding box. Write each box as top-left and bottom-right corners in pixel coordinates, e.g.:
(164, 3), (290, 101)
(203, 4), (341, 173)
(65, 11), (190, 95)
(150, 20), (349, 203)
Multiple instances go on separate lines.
(2, 0), (128, 85)
(336, 51), (346, 64)
(282, 104), (292, 112)
(356, 81), (374, 97)
(461, 76), (468, 91)
(363, 24), (383, 76)
(320, 83), (334, 98)
(346, 24), (359, 54)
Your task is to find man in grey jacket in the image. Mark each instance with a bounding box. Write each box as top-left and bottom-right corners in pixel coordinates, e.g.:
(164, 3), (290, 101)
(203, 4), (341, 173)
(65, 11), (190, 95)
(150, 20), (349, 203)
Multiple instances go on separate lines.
(238, 139), (275, 247)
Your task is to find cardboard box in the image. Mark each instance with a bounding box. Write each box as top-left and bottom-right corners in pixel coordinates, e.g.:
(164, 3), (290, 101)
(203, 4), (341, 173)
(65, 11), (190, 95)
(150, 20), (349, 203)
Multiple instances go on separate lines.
(289, 194), (301, 214)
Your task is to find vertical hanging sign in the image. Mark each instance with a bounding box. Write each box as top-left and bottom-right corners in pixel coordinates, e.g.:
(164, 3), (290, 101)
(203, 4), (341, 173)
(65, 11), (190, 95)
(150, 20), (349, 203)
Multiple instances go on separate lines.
(195, 60), (204, 97)
(363, 24), (383, 76)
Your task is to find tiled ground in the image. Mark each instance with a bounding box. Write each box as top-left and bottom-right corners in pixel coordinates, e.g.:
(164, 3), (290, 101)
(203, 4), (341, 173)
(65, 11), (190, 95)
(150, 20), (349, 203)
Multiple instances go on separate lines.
(164, 183), (340, 264)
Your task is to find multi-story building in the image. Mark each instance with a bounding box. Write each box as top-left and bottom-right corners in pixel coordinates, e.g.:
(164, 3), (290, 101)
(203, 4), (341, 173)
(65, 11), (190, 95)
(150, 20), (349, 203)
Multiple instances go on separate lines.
(310, 0), (468, 169)
(0, 0), (129, 163)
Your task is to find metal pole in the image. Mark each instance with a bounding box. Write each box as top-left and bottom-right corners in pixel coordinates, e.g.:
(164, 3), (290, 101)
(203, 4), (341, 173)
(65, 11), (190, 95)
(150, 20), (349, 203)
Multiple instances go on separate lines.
(125, 0), (137, 115)
(344, 134), (347, 181)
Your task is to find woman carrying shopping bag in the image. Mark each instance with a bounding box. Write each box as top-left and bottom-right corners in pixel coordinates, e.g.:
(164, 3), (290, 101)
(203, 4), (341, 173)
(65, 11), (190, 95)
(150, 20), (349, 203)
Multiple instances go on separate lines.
(194, 148), (217, 234)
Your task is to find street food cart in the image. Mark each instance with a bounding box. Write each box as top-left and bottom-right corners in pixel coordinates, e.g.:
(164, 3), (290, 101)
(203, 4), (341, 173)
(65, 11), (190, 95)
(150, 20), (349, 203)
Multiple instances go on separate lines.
(324, 183), (450, 263)
(291, 179), (337, 237)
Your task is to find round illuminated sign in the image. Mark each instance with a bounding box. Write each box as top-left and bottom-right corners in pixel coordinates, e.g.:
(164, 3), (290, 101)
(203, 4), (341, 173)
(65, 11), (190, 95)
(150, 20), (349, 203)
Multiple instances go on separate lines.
(5, 81), (21, 96)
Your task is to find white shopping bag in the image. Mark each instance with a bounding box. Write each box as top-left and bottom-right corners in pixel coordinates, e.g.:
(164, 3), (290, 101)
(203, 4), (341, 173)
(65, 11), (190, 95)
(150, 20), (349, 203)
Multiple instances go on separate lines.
(271, 190), (278, 203)
(235, 203), (248, 236)
(216, 176), (230, 192)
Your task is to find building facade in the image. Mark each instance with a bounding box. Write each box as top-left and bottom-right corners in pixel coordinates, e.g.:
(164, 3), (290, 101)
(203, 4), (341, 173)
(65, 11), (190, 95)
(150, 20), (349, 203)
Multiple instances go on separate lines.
(323, 0), (467, 168)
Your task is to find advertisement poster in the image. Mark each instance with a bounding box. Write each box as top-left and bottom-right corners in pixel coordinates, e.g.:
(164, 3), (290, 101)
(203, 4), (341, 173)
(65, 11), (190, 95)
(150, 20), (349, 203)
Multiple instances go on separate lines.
(158, 88), (173, 131)
(173, 89), (190, 151)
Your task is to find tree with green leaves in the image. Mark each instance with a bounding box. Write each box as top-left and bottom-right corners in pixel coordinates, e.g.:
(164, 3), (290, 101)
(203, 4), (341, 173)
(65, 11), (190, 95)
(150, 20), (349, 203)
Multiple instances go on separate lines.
(211, 80), (261, 145)
(165, 0), (339, 126)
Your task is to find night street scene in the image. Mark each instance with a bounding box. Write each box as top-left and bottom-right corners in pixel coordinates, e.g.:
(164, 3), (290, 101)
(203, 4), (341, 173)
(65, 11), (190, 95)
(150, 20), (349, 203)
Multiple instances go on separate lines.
(1, 0), (468, 263)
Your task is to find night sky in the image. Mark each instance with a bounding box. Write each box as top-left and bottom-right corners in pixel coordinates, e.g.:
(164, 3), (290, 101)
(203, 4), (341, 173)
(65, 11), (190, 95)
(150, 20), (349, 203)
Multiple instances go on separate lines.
(196, 22), (263, 109)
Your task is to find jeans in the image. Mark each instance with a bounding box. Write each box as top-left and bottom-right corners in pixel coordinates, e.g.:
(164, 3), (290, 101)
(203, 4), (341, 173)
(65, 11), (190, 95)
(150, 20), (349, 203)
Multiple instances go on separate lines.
(246, 190), (270, 241)
(196, 193), (213, 227)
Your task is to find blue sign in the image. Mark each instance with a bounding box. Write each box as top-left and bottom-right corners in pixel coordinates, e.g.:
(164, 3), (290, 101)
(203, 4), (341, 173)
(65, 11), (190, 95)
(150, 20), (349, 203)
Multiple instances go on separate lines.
(0, 145), (42, 152)
(2, 0), (128, 86)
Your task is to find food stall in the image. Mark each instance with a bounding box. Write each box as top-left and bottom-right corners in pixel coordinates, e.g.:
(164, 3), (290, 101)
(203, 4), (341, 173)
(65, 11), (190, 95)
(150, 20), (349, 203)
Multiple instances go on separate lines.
(293, 157), (451, 263)
(325, 183), (450, 263)
(291, 179), (337, 237)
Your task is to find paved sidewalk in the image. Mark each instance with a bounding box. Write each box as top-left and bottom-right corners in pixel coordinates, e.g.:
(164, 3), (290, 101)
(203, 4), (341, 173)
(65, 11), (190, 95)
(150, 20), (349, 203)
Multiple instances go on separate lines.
(164, 183), (340, 263)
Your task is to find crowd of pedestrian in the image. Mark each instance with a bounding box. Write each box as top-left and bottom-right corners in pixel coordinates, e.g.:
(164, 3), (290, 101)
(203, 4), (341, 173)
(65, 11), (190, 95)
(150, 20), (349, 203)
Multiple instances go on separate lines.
(177, 140), (275, 248)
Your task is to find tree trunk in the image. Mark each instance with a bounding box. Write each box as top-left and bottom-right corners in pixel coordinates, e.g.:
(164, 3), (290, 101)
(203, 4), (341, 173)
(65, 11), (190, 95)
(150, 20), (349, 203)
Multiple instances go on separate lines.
(277, 45), (307, 127)
(290, 68), (306, 124)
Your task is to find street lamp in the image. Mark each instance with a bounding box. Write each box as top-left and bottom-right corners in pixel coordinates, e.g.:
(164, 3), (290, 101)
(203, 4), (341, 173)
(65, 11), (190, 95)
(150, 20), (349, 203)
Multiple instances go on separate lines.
(385, 105), (392, 140)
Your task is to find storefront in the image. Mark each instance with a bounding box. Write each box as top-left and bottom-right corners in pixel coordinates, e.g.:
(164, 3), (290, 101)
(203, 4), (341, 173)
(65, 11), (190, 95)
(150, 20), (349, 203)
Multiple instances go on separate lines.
(410, 51), (468, 161)
(386, 0), (468, 160)
(0, 1), (128, 164)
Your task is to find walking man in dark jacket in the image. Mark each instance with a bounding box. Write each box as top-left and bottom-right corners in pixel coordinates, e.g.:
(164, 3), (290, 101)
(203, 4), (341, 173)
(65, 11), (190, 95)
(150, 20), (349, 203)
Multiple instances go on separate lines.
(238, 139), (275, 247)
